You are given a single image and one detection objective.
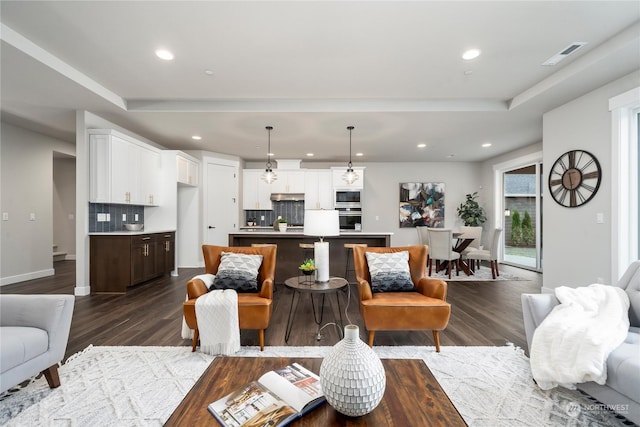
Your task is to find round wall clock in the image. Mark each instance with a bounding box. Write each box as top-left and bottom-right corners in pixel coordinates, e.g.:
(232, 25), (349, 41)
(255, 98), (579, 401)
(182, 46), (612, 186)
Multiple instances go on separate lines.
(548, 149), (601, 208)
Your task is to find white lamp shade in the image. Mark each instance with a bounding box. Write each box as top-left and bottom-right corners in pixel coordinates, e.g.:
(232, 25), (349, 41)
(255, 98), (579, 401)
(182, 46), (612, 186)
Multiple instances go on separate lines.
(304, 210), (340, 237)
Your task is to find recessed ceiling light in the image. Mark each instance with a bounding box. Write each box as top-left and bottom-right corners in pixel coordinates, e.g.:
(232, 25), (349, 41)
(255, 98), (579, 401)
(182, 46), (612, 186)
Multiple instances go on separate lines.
(482, 143), (492, 148)
(462, 49), (481, 61)
(155, 49), (174, 61)
(268, 152), (274, 157)
(306, 153), (314, 157)
(417, 143), (427, 148)
(191, 135), (202, 140)
(355, 152), (363, 157)
(204, 69), (214, 76)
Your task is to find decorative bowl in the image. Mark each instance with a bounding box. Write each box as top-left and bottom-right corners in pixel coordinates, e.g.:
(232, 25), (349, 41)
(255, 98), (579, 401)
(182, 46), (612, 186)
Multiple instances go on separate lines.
(300, 268), (316, 276)
(124, 223), (144, 231)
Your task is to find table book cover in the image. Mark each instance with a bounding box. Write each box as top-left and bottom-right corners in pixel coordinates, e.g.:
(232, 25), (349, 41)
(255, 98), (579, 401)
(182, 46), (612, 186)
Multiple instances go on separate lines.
(208, 363), (325, 427)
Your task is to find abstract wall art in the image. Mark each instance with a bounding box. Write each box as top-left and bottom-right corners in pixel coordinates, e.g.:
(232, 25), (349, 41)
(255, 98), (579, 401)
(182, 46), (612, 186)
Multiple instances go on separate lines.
(399, 182), (445, 228)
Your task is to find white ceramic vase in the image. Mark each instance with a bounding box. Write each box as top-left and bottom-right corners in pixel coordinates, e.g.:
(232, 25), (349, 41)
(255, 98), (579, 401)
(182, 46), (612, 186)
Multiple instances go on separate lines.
(319, 324), (386, 416)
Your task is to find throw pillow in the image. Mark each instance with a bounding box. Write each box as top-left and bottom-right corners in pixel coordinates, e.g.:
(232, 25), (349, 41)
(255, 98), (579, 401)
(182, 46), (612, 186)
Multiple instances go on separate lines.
(211, 252), (263, 293)
(365, 251), (415, 293)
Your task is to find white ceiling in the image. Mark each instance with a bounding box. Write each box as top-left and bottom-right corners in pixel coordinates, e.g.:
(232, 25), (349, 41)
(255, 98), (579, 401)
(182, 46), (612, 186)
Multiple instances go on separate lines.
(1, 1), (639, 163)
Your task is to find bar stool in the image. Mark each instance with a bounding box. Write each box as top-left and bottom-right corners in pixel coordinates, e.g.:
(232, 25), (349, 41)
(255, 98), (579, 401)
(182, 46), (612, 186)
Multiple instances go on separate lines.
(344, 243), (367, 283)
(299, 243), (314, 262)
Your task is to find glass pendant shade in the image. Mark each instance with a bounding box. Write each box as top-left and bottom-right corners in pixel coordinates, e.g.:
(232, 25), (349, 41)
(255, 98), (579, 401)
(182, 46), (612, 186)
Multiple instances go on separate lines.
(261, 126), (277, 184)
(343, 126), (359, 184)
(262, 168), (277, 184)
(343, 167), (358, 184)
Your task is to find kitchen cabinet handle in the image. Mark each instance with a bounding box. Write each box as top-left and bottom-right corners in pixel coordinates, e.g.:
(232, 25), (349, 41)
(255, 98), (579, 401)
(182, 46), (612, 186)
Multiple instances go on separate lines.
(141, 237), (151, 241)
(164, 234), (171, 238)
(165, 241), (170, 252)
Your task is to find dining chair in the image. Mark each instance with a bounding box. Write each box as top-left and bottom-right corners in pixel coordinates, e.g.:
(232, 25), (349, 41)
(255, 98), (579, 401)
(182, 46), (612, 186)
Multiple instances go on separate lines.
(459, 225), (483, 267)
(426, 228), (460, 279)
(416, 225), (431, 270)
(466, 228), (503, 279)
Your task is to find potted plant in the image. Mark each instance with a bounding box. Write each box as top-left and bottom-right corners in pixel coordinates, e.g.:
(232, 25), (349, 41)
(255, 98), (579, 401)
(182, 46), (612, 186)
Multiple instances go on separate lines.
(274, 218), (288, 232)
(457, 192), (487, 226)
(298, 258), (316, 275)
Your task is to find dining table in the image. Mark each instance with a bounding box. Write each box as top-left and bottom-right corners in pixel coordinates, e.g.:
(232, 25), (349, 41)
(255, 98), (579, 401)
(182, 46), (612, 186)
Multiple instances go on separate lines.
(435, 232), (475, 276)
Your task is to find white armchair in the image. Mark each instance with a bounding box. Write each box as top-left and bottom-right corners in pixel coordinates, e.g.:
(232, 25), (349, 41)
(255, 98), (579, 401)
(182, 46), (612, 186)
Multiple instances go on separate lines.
(0, 294), (75, 393)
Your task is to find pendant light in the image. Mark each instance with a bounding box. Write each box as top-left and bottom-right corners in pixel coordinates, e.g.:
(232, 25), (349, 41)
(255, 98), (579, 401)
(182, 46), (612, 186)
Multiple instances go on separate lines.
(343, 125), (359, 184)
(261, 126), (277, 184)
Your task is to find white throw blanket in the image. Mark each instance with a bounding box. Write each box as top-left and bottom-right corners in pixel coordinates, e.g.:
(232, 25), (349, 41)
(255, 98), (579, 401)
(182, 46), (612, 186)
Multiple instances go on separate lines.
(530, 284), (630, 390)
(181, 274), (240, 356)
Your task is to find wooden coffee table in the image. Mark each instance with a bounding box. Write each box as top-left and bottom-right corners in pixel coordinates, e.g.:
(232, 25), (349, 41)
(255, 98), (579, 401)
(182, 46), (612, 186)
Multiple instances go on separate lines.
(165, 356), (466, 426)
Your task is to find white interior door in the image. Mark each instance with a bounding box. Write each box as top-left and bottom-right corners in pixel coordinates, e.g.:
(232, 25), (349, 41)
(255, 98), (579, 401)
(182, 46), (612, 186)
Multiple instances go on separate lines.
(206, 162), (238, 246)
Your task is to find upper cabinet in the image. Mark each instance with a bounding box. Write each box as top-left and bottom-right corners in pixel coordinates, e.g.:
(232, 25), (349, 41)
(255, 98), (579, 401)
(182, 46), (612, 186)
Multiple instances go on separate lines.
(304, 170), (333, 209)
(272, 170), (306, 194)
(331, 167), (365, 190)
(177, 154), (199, 186)
(242, 169), (273, 210)
(89, 129), (160, 206)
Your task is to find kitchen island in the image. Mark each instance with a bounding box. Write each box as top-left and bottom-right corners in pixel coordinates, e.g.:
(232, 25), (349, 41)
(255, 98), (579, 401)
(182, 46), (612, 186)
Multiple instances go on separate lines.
(228, 231), (392, 284)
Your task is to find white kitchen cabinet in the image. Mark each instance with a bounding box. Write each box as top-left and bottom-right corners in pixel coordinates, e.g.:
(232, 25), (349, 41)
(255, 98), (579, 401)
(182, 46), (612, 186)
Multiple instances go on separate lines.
(272, 170), (306, 194)
(177, 154), (199, 186)
(304, 170), (333, 209)
(89, 130), (160, 206)
(242, 169), (272, 210)
(331, 167), (365, 190)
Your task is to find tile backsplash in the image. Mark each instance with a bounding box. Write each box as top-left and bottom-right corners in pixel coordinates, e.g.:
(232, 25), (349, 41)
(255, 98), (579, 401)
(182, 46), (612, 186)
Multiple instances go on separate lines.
(89, 203), (145, 232)
(244, 200), (305, 226)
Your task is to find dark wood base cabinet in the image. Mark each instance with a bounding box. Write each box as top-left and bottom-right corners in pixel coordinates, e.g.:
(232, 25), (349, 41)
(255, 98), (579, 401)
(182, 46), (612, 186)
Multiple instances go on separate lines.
(90, 232), (175, 293)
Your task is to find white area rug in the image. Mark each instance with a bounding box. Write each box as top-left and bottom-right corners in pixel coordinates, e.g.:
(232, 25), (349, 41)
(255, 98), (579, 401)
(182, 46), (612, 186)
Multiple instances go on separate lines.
(0, 345), (631, 426)
(429, 266), (524, 281)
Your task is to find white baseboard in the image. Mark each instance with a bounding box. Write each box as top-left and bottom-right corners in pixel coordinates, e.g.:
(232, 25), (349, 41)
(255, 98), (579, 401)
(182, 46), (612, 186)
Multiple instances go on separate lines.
(0, 268), (55, 286)
(74, 286), (90, 296)
(65, 254), (77, 260)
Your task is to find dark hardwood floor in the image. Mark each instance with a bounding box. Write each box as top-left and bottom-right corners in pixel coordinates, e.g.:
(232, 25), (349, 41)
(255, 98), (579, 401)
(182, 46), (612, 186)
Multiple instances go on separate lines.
(1, 261), (542, 360)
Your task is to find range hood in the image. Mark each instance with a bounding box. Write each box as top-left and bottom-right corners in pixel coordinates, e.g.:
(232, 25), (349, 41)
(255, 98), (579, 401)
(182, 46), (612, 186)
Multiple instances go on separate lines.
(270, 193), (305, 202)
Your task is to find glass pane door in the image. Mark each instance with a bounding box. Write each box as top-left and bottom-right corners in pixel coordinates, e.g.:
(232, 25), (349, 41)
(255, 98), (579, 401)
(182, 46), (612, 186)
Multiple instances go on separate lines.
(503, 163), (542, 270)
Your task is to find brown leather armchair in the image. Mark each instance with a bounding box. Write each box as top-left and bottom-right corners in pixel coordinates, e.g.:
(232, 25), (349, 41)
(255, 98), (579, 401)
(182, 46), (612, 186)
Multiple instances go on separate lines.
(183, 245), (276, 351)
(353, 245), (451, 352)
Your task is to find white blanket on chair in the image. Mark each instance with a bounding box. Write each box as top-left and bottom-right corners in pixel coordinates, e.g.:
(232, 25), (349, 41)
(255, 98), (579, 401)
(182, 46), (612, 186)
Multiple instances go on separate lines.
(530, 284), (630, 390)
(181, 274), (240, 355)
(181, 274), (216, 340)
(195, 289), (240, 356)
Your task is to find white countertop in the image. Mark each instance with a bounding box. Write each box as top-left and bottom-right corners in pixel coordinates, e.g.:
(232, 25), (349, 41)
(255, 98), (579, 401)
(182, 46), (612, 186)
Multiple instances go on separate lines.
(88, 229), (176, 236)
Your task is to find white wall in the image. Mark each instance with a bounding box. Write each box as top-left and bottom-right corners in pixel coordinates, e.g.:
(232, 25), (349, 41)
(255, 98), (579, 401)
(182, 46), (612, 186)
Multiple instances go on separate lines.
(543, 71), (640, 290)
(1, 122), (75, 285)
(53, 156), (76, 259)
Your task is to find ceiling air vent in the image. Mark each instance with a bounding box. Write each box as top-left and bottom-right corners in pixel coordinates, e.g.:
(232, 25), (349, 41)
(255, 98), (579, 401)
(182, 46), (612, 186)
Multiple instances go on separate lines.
(541, 42), (587, 66)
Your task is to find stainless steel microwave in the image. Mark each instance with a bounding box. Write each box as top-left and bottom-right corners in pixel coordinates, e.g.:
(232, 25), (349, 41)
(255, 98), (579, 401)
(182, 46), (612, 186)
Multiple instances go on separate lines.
(335, 190), (362, 208)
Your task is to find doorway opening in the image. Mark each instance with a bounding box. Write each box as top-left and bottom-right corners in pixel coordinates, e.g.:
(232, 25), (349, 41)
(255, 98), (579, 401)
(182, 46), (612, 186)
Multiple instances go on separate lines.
(503, 164), (543, 271)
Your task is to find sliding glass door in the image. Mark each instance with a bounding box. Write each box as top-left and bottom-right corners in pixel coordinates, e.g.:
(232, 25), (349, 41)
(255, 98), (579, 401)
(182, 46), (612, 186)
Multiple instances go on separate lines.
(503, 163), (543, 271)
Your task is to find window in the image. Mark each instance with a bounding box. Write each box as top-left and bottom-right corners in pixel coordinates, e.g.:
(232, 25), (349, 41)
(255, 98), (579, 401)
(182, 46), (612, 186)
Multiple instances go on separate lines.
(610, 87), (639, 282)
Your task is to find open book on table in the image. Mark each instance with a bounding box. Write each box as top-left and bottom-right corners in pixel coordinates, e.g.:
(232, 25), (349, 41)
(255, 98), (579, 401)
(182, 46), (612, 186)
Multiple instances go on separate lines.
(208, 363), (325, 427)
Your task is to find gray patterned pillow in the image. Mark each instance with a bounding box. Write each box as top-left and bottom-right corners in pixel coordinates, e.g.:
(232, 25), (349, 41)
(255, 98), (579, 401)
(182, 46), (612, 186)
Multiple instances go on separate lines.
(365, 251), (415, 293)
(211, 252), (263, 293)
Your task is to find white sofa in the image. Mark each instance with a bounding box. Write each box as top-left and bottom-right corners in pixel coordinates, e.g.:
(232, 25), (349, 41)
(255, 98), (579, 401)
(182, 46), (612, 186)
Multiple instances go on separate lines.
(0, 294), (75, 393)
(521, 261), (640, 425)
